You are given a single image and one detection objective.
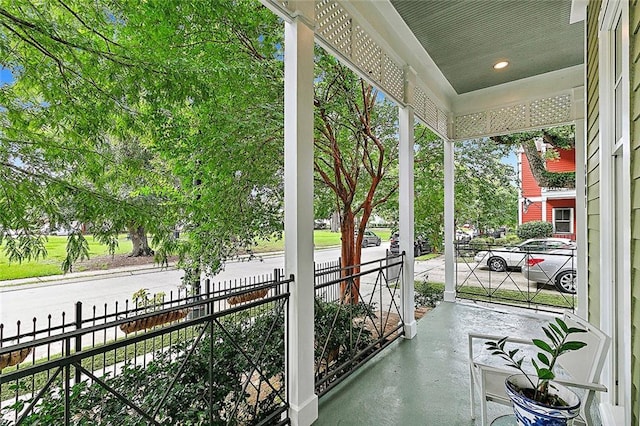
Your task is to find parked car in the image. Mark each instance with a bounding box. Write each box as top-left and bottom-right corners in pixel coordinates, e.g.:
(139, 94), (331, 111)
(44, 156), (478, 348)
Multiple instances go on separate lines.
(473, 237), (575, 272)
(521, 249), (577, 294)
(389, 232), (431, 257)
(313, 220), (327, 230)
(359, 230), (381, 248)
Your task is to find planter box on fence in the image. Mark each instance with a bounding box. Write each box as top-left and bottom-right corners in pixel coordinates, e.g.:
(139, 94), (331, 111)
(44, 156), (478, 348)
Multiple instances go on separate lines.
(120, 309), (190, 334)
(0, 347), (32, 369)
(227, 289), (269, 305)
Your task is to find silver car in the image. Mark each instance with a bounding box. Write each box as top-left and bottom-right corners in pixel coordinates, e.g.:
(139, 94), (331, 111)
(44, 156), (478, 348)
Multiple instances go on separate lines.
(521, 249), (577, 294)
(473, 238), (574, 272)
(360, 230), (381, 248)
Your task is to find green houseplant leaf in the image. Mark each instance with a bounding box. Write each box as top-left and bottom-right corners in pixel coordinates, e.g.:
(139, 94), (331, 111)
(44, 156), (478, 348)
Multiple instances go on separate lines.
(485, 318), (587, 405)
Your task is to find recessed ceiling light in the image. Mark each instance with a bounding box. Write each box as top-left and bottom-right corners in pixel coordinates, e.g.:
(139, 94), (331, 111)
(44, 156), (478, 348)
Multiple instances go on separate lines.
(493, 61), (509, 70)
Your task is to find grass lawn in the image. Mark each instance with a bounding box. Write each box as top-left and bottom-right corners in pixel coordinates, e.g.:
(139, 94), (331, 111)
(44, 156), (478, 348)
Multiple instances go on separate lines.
(416, 252), (440, 261)
(253, 228), (392, 253)
(2, 229), (393, 281)
(0, 235), (132, 281)
(419, 281), (573, 309)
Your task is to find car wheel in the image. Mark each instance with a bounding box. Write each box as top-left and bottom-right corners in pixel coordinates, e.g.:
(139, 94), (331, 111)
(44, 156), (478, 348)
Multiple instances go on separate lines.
(555, 271), (576, 294)
(488, 257), (507, 272)
(362, 239), (369, 248)
(376, 239), (381, 246)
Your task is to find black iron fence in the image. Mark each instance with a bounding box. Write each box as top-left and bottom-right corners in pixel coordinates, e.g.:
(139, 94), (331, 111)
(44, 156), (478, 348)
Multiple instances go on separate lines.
(1, 254), (411, 423)
(313, 254), (405, 396)
(0, 271), (291, 426)
(454, 242), (576, 312)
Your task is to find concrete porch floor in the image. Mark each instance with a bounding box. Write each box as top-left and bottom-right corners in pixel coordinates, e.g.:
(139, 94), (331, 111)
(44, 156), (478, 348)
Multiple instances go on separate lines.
(314, 301), (559, 426)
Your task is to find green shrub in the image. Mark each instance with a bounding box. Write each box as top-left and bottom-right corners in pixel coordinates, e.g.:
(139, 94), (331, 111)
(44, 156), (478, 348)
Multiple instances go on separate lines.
(414, 281), (444, 308)
(493, 238), (507, 246)
(2, 311), (287, 426)
(504, 234), (521, 244)
(469, 237), (493, 251)
(314, 298), (374, 367)
(517, 221), (553, 240)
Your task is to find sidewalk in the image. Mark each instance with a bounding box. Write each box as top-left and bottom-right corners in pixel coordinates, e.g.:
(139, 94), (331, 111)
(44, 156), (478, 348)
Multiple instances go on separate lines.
(0, 262), (179, 289)
(0, 246), (343, 290)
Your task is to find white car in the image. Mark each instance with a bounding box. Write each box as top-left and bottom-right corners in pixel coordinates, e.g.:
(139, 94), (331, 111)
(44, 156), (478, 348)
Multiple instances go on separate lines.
(473, 238), (575, 272)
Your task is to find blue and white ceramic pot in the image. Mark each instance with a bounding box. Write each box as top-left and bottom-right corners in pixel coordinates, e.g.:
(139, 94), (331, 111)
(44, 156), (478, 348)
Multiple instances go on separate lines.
(505, 374), (580, 426)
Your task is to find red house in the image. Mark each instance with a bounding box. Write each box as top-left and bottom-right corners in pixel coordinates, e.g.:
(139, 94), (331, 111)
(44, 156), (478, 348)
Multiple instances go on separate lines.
(518, 140), (576, 240)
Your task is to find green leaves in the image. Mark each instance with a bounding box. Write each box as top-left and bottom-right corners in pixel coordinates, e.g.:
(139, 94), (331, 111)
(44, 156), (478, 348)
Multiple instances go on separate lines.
(1, 0), (286, 276)
(486, 316), (588, 404)
(533, 339), (553, 354)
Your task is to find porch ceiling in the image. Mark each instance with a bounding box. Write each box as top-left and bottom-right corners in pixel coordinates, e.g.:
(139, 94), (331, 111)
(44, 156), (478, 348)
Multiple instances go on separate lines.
(263, 0), (586, 139)
(390, 0), (584, 95)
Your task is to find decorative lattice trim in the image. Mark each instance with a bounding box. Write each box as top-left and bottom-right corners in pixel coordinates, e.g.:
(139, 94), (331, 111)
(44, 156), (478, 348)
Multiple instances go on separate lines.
(454, 93), (574, 139)
(289, 0), (451, 138)
(455, 112), (488, 139)
(414, 87), (427, 121)
(381, 54), (403, 101)
(530, 94), (572, 127)
(352, 25), (381, 80)
(316, 0), (352, 56)
(489, 104), (527, 133)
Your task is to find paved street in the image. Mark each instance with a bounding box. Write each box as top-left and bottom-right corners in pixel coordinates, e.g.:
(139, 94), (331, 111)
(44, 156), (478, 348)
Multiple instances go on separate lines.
(0, 244), (397, 335)
(0, 244), (556, 337)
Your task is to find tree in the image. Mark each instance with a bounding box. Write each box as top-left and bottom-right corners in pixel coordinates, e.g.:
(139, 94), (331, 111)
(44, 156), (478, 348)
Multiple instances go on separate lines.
(410, 131), (518, 252)
(0, 0), (285, 277)
(313, 51), (399, 302)
(453, 139), (518, 233)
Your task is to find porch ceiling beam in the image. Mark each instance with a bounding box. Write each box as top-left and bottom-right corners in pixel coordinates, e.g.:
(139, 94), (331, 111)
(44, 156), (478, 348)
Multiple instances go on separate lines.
(452, 72), (585, 141)
(453, 65), (584, 116)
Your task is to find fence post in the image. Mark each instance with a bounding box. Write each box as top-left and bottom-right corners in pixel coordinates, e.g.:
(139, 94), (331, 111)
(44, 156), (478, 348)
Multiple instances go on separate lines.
(204, 279), (211, 315)
(74, 301), (82, 385)
(274, 268), (281, 296)
(65, 337), (71, 425)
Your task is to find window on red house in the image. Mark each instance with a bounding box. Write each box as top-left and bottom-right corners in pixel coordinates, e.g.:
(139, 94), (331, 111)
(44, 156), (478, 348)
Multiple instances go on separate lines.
(553, 208), (573, 233)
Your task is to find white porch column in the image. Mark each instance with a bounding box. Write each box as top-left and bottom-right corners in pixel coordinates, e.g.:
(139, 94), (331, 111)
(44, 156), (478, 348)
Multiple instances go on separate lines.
(399, 66), (417, 339)
(443, 140), (456, 302)
(284, 4), (318, 425)
(574, 118), (587, 318)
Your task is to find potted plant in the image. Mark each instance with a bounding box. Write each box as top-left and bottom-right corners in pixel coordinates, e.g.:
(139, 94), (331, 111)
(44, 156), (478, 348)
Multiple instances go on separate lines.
(486, 317), (587, 426)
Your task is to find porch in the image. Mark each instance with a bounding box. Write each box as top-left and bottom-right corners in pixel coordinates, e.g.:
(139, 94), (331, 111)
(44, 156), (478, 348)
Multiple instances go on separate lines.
(314, 301), (556, 426)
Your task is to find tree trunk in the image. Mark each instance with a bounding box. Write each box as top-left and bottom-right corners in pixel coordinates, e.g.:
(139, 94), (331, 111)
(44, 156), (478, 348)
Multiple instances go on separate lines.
(128, 225), (154, 257)
(340, 211), (362, 304)
(330, 211), (340, 232)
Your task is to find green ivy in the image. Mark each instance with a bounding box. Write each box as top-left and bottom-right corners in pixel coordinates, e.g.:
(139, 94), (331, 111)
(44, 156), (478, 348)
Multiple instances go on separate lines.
(542, 170), (576, 189)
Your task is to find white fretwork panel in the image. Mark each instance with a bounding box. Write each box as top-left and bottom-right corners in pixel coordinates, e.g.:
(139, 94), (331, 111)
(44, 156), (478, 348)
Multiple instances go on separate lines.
(315, 0), (352, 56)
(381, 55), (403, 101)
(424, 98), (438, 130)
(413, 87), (427, 120)
(437, 109), (448, 135)
(455, 112), (488, 139)
(530, 94), (572, 127)
(352, 25), (381, 81)
(413, 86), (444, 135)
(489, 104), (527, 133)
